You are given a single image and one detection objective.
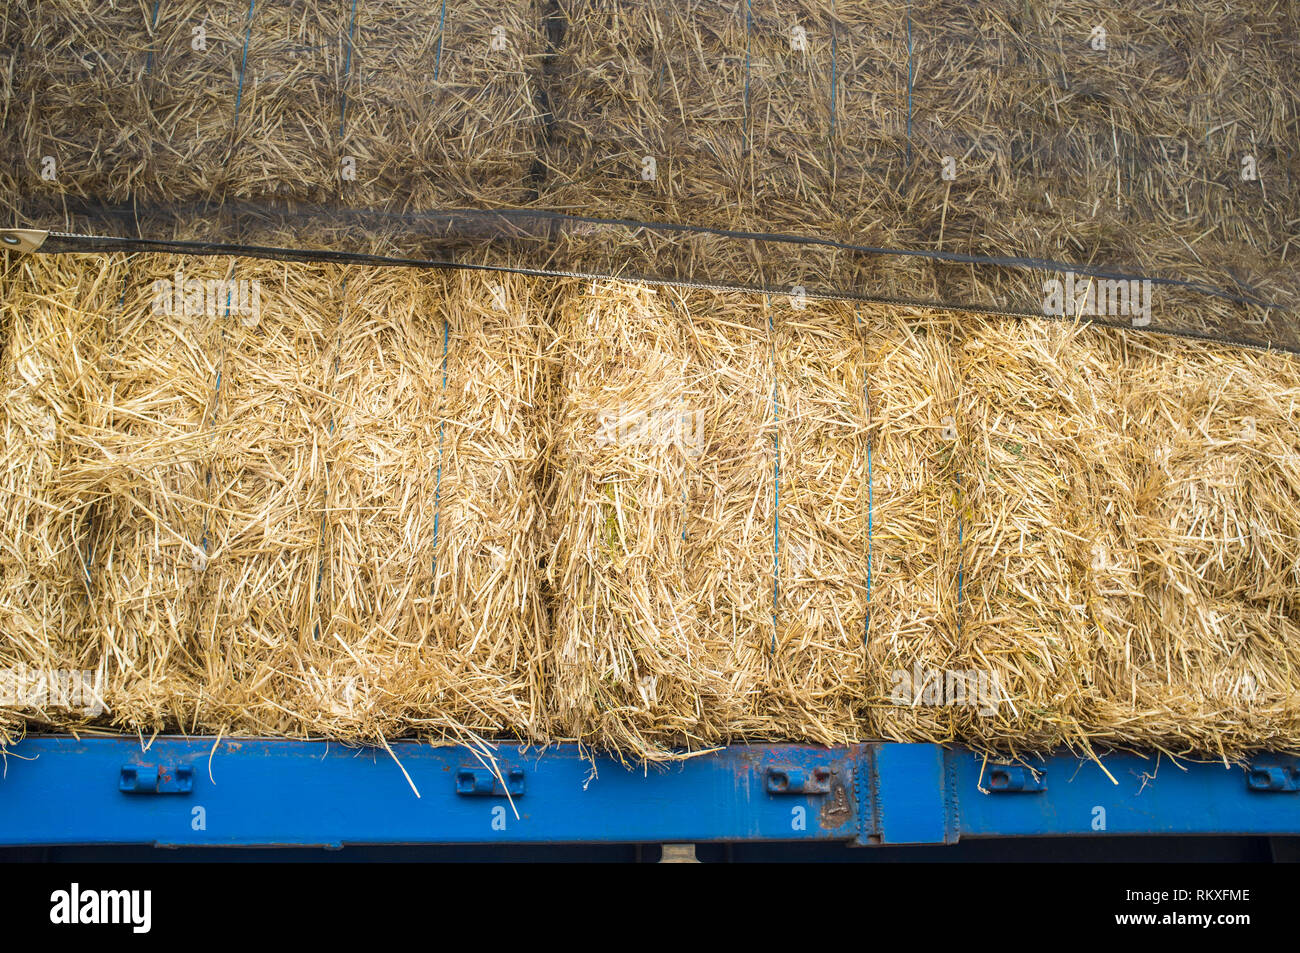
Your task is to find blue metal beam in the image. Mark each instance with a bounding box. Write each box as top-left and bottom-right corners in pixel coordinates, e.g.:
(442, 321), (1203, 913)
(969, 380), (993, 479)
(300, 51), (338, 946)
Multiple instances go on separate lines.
(0, 738), (1294, 847)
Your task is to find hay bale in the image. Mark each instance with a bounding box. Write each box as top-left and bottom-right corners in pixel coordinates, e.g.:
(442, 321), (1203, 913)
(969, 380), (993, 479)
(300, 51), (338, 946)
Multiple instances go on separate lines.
(548, 281), (873, 755)
(7, 1), (159, 205)
(225, 1), (347, 205)
(6, 1), (263, 212)
(188, 258), (334, 735)
(339, 0), (543, 214)
(545, 0), (748, 231)
(0, 252), (122, 739)
(1090, 334), (1300, 756)
(859, 306), (964, 743)
(546, 0), (853, 285)
(57, 258), (555, 743)
(827, 0), (909, 245)
(5, 0), (545, 224)
(951, 316), (1119, 753)
(548, 280), (772, 755)
(769, 296), (870, 742)
(9, 255), (553, 744)
(315, 269), (552, 742)
(139, 1), (261, 206)
(73, 255), (228, 732)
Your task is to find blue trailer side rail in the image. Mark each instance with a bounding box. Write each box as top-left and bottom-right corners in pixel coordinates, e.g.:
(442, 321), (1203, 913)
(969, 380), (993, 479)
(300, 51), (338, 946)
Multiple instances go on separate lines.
(0, 738), (1296, 847)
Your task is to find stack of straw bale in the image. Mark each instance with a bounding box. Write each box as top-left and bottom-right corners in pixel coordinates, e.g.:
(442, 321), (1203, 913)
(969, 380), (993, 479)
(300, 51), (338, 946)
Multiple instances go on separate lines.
(3, 247), (1299, 763)
(5, 0), (546, 225)
(2, 253), (553, 745)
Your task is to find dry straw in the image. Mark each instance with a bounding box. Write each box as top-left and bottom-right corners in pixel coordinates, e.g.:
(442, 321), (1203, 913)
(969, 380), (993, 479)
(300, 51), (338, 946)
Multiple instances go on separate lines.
(1, 252), (553, 747)
(769, 296), (870, 742)
(3, 249), (1300, 763)
(10, 1), (259, 209)
(195, 262), (553, 743)
(314, 268), (553, 743)
(0, 252), (123, 742)
(1090, 333), (1300, 758)
(547, 280), (871, 757)
(951, 316), (1113, 755)
(72, 255), (227, 733)
(547, 279), (732, 756)
(545, 0), (748, 230)
(5, 0), (543, 218)
(340, 0), (543, 213)
(4, 2), (1293, 352)
(860, 306), (963, 743)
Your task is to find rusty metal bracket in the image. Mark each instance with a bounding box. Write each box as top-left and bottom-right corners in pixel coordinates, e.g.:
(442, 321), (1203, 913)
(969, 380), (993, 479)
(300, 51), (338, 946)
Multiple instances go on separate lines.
(765, 766), (832, 795)
(986, 765), (1047, 793)
(0, 229), (49, 253)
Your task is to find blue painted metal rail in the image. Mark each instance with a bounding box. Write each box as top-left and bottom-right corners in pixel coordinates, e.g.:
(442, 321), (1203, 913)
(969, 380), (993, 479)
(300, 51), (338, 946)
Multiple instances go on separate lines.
(0, 738), (1295, 847)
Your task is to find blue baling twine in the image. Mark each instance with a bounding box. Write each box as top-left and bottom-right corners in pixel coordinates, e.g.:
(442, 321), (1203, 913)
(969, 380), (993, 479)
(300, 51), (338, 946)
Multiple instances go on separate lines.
(430, 315), (449, 593)
(198, 277), (234, 571)
(743, 0), (753, 154)
(862, 312), (872, 647)
(234, 0), (256, 125)
(434, 0), (447, 82)
(905, 1), (914, 177)
(769, 299), (779, 657)
(339, 0), (358, 138)
(955, 469), (964, 640)
(829, 0), (838, 138)
(144, 2), (162, 75)
(313, 279), (349, 640)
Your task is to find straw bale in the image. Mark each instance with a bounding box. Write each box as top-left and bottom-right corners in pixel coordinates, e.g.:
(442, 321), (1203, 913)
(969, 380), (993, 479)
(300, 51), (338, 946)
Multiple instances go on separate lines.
(224, 1), (348, 205)
(1090, 334), (1300, 756)
(949, 316), (1118, 753)
(548, 281), (875, 754)
(7, 1), (159, 205)
(860, 306), (963, 743)
(768, 296), (870, 742)
(4, 2), (263, 210)
(0, 252), (123, 738)
(314, 269), (552, 742)
(190, 259), (334, 735)
(71, 255), (230, 732)
(544, 0), (748, 230)
(548, 280), (764, 755)
(339, 0), (543, 214)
